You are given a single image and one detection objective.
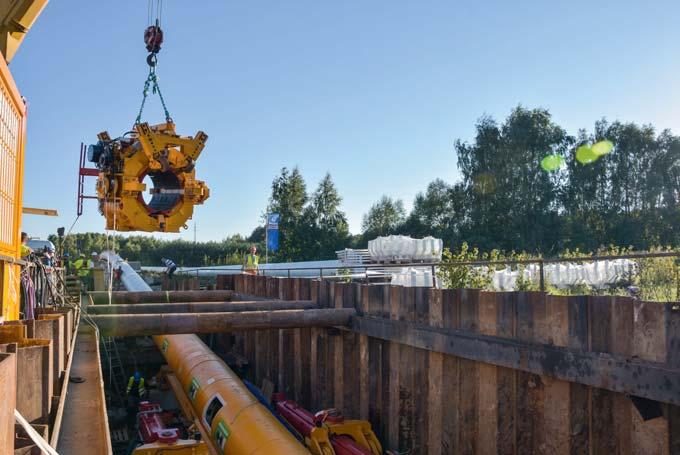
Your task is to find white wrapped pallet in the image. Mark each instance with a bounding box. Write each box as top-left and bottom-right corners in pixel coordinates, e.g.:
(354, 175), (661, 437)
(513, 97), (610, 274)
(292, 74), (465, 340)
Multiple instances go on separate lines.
(368, 235), (443, 262)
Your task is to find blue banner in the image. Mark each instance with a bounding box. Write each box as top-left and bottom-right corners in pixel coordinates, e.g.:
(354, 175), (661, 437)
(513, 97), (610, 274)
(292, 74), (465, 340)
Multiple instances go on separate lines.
(267, 228), (279, 252)
(266, 213), (280, 252)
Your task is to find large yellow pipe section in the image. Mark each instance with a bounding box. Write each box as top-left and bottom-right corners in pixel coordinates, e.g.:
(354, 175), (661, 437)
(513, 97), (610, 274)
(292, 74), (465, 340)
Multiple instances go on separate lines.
(153, 334), (309, 455)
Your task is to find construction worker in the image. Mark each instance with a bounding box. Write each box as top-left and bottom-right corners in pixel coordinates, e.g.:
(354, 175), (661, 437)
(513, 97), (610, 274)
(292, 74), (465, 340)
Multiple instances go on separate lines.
(72, 254), (90, 289)
(113, 266), (123, 290)
(88, 251), (98, 268)
(73, 254), (87, 276)
(126, 371), (147, 399)
(243, 245), (259, 275)
(20, 232), (32, 258)
(62, 252), (71, 274)
(161, 257), (177, 279)
(126, 371), (147, 418)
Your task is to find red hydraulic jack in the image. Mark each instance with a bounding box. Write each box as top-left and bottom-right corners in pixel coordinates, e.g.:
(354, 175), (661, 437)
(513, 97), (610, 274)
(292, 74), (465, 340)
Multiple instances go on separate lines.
(272, 393), (382, 455)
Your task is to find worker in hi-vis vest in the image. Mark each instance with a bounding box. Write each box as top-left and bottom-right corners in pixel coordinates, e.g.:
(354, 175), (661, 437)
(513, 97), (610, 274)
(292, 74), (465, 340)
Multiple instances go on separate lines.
(126, 371), (147, 419)
(126, 371), (147, 398)
(243, 245), (259, 275)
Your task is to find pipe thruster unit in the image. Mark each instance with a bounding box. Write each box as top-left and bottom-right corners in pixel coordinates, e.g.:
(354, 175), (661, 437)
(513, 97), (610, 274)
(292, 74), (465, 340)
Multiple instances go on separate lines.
(87, 122), (209, 232)
(154, 334), (310, 454)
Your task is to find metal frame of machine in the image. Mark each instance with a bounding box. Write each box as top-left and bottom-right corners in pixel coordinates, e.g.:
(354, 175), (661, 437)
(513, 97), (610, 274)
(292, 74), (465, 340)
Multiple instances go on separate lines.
(82, 121), (209, 232)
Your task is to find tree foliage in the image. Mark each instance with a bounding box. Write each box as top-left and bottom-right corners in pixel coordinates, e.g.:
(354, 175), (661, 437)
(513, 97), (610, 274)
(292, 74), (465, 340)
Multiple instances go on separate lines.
(381, 106), (679, 253)
(49, 233), (258, 266)
(267, 168), (350, 261)
(361, 196), (406, 240)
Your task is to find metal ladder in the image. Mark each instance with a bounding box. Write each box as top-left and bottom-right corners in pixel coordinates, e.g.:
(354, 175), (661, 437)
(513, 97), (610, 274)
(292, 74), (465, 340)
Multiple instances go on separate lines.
(100, 336), (128, 406)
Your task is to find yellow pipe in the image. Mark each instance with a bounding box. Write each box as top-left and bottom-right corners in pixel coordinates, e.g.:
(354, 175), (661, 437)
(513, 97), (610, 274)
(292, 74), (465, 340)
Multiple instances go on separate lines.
(153, 334), (309, 455)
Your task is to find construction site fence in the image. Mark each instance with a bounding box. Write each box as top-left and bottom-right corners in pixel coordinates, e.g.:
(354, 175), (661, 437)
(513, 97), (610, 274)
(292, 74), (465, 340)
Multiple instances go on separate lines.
(201, 273), (680, 455)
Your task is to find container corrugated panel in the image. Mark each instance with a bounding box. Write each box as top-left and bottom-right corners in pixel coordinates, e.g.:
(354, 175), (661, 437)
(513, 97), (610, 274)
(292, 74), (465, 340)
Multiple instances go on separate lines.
(0, 53), (27, 321)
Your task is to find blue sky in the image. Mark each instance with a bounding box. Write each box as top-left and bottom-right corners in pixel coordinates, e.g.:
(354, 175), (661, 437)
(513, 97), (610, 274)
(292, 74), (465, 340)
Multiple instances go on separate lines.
(12, 1), (680, 241)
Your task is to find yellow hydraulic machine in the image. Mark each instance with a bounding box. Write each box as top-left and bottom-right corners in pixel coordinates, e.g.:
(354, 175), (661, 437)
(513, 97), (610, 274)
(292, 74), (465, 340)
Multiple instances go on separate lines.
(87, 122), (209, 232)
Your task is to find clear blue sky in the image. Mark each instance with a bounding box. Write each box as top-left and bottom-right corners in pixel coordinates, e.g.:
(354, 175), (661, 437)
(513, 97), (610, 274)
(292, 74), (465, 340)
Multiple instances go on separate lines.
(12, 1), (680, 241)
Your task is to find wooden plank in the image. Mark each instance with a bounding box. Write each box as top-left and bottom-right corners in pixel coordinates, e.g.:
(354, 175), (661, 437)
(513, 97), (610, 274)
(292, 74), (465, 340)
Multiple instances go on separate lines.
(537, 295), (570, 455)
(341, 283), (361, 418)
(278, 279), (295, 396)
(611, 296), (634, 455)
(477, 291), (497, 455)
(495, 292), (516, 455)
(589, 296), (630, 455)
(367, 285), (385, 437)
(441, 289), (460, 454)
(566, 297), (589, 455)
(413, 287), (429, 453)
(515, 291), (541, 455)
(310, 280), (324, 409)
(358, 285), (369, 420)
(427, 289), (443, 455)
(333, 283), (344, 411)
(459, 289), (480, 455)
(387, 285), (401, 452)
(631, 299), (669, 455)
(397, 285), (417, 452)
(293, 279), (303, 404)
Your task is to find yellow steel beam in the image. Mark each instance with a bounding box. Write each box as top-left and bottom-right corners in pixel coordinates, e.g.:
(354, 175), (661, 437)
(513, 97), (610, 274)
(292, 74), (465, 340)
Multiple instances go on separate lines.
(22, 207), (57, 216)
(0, 0), (48, 62)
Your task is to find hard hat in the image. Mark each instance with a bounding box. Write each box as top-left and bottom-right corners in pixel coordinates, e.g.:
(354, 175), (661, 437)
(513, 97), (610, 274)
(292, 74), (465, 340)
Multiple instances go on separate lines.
(134, 371), (141, 381)
(63, 252), (70, 257)
(79, 253), (85, 258)
(91, 252), (98, 256)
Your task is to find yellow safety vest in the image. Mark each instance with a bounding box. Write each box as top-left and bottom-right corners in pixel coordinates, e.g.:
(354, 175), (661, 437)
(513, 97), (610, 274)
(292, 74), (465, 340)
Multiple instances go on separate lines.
(126, 376), (146, 396)
(245, 254), (259, 270)
(74, 259), (89, 277)
(20, 244), (31, 258)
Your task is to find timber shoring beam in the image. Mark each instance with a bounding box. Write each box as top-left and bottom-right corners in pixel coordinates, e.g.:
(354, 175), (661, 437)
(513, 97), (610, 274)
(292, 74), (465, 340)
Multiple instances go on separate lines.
(86, 300), (316, 315)
(91, 308), (355, 337)
(350, 315), (680, 405)
(88, 290), (235, 305)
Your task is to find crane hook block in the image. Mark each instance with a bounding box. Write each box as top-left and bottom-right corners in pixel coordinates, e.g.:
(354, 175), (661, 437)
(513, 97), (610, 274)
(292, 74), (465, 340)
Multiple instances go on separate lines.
(87, 122), (210, 233)
(144, 25), (163, 54)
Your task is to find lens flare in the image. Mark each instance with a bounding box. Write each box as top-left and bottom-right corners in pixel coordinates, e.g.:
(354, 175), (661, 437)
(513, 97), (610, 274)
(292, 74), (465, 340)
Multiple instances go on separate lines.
(576, 145), (598, 164)
(540, 154), (565, 172)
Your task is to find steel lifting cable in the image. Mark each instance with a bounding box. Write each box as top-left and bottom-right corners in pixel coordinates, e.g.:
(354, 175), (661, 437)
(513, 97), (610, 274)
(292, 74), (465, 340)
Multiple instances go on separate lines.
(136, 0), (170, 125)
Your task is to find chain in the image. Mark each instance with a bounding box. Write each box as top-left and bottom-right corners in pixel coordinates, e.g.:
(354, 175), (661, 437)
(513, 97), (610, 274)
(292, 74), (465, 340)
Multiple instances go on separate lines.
(134, 62), (173, 125)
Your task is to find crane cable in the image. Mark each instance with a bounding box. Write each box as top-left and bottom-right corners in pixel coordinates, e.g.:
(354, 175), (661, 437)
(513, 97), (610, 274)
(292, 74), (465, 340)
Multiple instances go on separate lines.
(135, 0), (171, 125)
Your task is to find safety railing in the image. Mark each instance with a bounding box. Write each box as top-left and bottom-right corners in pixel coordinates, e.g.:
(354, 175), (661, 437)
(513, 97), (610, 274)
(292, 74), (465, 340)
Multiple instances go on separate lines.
(172, 251), (679, 296)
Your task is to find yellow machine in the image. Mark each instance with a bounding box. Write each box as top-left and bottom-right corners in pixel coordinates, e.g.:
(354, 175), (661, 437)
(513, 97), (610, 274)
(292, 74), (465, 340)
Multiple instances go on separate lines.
(0, 1), (35, 321)
(154, 334), (310, 455)
(0, 0), (47, 63)
(88, 122), (209, 232)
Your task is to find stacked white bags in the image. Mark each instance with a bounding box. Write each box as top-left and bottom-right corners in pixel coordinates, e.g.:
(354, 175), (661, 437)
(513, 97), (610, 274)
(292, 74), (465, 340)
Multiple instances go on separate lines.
(488, 259), (636, 291)
(368, 235), (443, 262)
(390, 267), (441, 288)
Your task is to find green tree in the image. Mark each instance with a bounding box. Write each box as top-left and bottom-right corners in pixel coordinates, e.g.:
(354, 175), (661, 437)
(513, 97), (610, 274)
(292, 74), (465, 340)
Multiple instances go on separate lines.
(403, 179), (466, 245)
(361, 195), (406, 240)
(309, 173), (350, 259)
(456, 106), (571, 252)
(268, 167), (309, 261)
